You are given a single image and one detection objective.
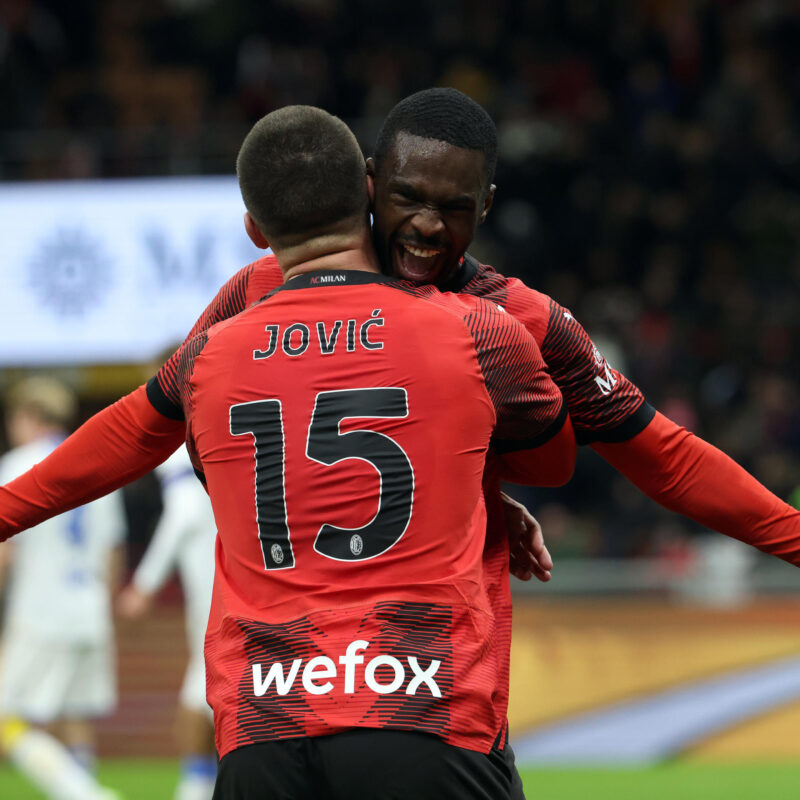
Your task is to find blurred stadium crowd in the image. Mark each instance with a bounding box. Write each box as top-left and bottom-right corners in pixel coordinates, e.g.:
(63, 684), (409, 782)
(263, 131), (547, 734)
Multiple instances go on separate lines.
(1, 0), (799, 560)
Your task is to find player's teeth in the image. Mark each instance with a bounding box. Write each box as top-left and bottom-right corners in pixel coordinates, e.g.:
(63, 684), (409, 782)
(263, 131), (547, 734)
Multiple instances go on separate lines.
(403, 244), (440, 258)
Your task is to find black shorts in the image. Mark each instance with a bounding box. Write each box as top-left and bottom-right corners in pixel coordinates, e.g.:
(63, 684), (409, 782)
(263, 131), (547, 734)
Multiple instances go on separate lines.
(213, 729), (526, 800)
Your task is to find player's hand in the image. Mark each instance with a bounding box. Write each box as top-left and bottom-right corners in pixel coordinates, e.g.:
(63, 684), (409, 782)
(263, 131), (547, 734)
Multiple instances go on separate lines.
(501, 491), (553, 582)
(117, 584), (154, 619)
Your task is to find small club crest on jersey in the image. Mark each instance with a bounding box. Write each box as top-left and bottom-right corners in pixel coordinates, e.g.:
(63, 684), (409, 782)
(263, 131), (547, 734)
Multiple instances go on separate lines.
(350, 535), (364, 556)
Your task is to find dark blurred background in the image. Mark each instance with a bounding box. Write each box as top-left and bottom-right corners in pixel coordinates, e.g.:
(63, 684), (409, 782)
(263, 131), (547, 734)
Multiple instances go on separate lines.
(1, 0), (799, 565)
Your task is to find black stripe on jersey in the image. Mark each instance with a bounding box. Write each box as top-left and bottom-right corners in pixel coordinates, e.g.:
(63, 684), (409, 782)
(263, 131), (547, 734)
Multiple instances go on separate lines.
(492, 400), (568, 453)
(577, 400), (655, 445)
(146, 376), (184, 420)
(147, 331), (210, 420)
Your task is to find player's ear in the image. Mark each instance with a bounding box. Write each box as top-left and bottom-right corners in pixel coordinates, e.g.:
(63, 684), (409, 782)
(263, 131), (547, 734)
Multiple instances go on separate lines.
(479, 185), (496, 225)
(366, 172), (375, 204)
(244, 212), (270, 250)
(365, 157), (376, 179)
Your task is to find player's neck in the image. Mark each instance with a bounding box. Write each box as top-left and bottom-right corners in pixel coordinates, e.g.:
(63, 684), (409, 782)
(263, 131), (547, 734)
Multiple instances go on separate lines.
(278, 229), (381, 282)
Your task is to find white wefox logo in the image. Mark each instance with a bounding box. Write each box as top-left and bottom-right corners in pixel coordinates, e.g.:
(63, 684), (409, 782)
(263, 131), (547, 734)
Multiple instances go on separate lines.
(252, 639), (442, 698)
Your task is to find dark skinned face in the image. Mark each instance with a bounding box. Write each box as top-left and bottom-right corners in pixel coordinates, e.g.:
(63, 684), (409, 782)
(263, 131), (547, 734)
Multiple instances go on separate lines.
(367, 133), (495, 287)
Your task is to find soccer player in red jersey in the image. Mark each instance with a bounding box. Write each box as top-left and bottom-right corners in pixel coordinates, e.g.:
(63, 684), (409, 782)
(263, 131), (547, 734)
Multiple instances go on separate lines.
(155, 105), (573, 797)
(2, 88), (800, 794)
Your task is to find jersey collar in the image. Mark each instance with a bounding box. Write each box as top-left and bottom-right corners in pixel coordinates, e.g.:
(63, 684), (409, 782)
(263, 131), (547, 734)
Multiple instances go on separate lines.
(440, 253), (479, 293)
(271, 269), (396, 294)
(258, 269), (396, 302)
(259, 257), (478, 301)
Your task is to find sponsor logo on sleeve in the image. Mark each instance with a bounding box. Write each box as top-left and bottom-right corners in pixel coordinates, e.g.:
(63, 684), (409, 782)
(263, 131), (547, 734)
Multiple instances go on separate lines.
(592, 345), (618, 396)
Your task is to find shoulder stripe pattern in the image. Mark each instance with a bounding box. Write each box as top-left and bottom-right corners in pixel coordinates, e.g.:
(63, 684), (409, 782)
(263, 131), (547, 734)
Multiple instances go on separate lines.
(156, 263), (256, 411)
(148, 331), (209, 420)
(464, 300), (564, 442)
(541, 297), (648, 443)
(460, 256), (649, 444)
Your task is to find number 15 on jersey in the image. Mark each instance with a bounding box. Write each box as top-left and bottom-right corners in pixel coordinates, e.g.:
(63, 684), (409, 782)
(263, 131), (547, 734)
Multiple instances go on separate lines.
(230, 388), (415, 570)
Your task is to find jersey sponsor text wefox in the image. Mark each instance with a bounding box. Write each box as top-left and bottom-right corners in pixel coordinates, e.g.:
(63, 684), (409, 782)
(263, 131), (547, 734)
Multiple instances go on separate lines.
(251, 638), (442, 698)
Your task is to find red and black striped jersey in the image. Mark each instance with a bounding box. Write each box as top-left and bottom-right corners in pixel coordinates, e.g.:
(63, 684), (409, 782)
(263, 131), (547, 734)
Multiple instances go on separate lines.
(453, 256), (653, 442)
(155, 253), (653, 442)
(150, 252), (653, 749)
(147, 269), (566, 757)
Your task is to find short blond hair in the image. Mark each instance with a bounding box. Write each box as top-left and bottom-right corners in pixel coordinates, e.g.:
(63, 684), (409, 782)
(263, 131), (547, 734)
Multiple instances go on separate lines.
(5, 376), (78, 429)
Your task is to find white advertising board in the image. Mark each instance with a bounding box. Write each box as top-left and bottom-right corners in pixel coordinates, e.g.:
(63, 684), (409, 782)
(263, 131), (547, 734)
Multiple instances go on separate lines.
(0, 177), (264, 365)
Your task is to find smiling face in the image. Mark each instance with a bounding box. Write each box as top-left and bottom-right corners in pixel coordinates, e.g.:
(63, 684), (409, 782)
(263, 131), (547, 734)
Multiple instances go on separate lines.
(369, 132), (495, 287)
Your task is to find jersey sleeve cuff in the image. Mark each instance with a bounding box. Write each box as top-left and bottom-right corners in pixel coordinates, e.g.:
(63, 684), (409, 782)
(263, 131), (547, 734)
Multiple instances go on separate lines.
(576, 400), (655, 445)
(491, 400), (568, 454)
(145, 376), (185, 421)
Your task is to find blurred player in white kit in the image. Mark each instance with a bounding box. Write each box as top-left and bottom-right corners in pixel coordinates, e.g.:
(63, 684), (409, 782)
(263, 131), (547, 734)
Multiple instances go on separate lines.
(0, 377), (126, 800)
(119, 446), (217, 800)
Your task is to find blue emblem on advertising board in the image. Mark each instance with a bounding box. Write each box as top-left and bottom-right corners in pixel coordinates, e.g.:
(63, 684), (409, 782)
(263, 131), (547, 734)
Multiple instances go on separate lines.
(28, 228), (112, 317)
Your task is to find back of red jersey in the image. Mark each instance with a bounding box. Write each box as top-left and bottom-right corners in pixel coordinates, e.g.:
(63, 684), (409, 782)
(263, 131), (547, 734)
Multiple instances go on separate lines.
(158, 270), (563, 757)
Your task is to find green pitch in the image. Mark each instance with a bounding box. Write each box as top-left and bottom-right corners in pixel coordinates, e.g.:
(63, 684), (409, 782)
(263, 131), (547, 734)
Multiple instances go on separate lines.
(0, 759), (178, 799)
(520, 764), (800, 800)
(0, 760), (799, 798)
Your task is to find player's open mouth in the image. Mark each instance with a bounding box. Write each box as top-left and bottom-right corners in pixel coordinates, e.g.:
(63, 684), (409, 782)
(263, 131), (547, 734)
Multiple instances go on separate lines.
(395, 241), (446, 281)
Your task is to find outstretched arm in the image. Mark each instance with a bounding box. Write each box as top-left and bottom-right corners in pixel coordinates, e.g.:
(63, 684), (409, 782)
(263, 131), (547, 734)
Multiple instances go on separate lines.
(505, 286), (800, 564)
(592, 411), (800, 565)
(0, 260), (275, 540)
(0, 385), (185, 540)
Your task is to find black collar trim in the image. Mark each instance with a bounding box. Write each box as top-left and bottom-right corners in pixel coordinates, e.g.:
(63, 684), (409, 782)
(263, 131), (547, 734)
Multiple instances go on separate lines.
(261, 269), (396, 301)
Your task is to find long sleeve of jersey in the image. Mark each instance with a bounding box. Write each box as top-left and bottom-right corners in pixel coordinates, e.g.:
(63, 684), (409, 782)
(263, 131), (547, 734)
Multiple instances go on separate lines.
(0, 385), (186, 540)
(0, 258), (282, 543)
(592, 411), (800, 565)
